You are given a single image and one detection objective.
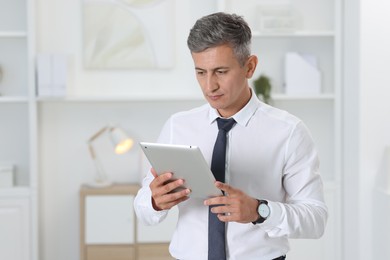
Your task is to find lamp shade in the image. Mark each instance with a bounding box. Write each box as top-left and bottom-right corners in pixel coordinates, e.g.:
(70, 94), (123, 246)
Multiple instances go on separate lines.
(110, 127), (134, 154)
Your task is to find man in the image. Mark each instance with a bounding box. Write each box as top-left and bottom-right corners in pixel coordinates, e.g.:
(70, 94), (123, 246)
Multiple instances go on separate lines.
(134, 12), (327, 260)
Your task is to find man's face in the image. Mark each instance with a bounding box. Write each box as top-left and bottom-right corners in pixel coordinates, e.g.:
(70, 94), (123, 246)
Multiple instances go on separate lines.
(191, 44), (256, 118)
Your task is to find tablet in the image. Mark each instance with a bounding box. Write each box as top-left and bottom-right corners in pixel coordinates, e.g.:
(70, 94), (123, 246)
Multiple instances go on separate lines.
(139, 142), (222, 198)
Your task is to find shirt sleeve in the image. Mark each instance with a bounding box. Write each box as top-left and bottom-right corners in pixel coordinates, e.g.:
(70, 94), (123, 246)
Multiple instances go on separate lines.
(133, 118), (172, 225)
(259, 121), (328, 239)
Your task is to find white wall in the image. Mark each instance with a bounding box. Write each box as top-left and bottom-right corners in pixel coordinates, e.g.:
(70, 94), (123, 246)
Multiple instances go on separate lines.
(344, 0), (390, 259)
(342, 0), (360, 259)
(360, 1), (390, 259)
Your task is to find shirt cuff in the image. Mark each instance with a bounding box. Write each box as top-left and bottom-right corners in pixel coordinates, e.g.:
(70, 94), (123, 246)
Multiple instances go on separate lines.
(258, 200), (283, 232)
(135, 187), (169, 225)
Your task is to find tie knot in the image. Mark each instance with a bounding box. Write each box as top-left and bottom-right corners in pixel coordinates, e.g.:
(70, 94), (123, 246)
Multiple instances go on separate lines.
(217, 118), (236, 132)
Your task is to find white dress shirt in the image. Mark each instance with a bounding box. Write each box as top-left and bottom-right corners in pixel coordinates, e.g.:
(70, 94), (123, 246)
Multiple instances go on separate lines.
(134, 91), (328, 260)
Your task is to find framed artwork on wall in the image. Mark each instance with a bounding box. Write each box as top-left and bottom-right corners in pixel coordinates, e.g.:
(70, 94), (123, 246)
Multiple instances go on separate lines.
(83, 0), (175, 69)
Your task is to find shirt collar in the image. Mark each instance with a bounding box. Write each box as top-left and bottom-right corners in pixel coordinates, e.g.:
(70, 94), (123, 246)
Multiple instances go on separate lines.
(208, 88), (261, 127)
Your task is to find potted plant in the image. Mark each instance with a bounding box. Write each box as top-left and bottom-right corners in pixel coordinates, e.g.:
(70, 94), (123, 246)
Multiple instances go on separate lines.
(253, 74), (272, 104)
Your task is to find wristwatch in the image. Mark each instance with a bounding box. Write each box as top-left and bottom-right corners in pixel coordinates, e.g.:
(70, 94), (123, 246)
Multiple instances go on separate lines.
(252, 199), (270, 224)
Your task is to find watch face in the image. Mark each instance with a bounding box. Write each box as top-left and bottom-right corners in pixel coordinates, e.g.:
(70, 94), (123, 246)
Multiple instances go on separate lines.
(259, 203), (270, 218)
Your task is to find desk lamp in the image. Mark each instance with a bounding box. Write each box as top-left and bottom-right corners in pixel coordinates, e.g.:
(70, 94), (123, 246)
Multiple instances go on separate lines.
(87, 126), (134, 187)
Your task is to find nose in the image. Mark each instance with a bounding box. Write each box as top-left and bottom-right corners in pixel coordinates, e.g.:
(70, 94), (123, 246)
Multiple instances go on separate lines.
(205, 73), (219, 92)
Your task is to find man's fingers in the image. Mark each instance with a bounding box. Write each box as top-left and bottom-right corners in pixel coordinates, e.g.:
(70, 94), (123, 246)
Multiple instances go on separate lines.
(149, 169), (190, 210)
(217, 213), (234, 222)
(154, 188), (191, 210)
(157, 195), (190, 210)
(150, 171), (173, 188)
(162, 188), (191, 202)
(204, 195), (228, 206)
(161, 178), (185, 194)
(209, 205), (236, 222)
(210, 205), (231, 214)
(215, 181), (236, 194)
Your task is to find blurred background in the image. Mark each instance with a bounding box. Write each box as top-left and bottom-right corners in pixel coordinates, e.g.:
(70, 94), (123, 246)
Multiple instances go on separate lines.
(0, 0), (389, 259)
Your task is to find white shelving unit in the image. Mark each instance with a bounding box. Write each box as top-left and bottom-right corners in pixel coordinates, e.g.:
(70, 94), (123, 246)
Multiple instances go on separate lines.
(252, 31), (336, 38)
(0, 0), (37, 259)
(0, 32), (28, 38)
(219, 0), (342, 259)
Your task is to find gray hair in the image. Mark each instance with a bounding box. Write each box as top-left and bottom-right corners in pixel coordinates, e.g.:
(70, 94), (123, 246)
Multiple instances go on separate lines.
(187, 12), (252, 66)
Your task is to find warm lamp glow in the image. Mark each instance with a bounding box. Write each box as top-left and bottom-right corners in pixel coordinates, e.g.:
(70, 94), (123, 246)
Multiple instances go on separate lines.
(109, 127), (134, 155)
(115, 139), (134, 154)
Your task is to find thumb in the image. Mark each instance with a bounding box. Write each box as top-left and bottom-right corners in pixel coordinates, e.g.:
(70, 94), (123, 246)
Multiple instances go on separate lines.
(151, 168), (158, 178)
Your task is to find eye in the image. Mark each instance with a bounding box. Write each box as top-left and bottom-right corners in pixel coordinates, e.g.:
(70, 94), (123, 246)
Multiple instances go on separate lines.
(216, 70), (227, 75)
(196, 70), (205, 76)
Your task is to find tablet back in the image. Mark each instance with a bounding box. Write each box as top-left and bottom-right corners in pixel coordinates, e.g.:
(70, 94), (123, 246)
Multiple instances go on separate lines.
(140, 142), (222, 198)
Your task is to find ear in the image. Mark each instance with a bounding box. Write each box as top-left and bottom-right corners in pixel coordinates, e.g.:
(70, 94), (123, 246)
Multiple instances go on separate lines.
(245, 55), (258, 79)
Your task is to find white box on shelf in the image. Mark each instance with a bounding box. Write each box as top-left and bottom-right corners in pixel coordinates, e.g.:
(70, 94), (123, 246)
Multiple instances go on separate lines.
(36, 53), (68, 97)
(52, 54), (67, 95)
(36, 54), (51, 88)
(284, 52), (322, 95)
(0, 164), (14, 188)
(256, 4), (301, 33)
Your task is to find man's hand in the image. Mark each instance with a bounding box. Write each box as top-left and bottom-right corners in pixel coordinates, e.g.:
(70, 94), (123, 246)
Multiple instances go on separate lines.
(204, 181), (259, 223)
(149, 168), (190, 211)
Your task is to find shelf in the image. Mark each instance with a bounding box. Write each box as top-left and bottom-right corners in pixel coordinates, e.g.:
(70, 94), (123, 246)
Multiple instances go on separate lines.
(34, 94), (334, 103)
(0, 187), (31, 198)
(0, 31), (28, 38)
(0, 96), (29, 103)
(35, 95), (205, 103)
(271, 94), (335, 100)
(252, 30), (335, 38)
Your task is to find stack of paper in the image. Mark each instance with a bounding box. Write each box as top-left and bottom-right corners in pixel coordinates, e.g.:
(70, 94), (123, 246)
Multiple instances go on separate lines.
(284, 52), (321, 95)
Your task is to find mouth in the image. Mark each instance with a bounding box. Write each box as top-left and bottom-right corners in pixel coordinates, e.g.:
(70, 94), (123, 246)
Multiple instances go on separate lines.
(208, 94), (223, 101)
